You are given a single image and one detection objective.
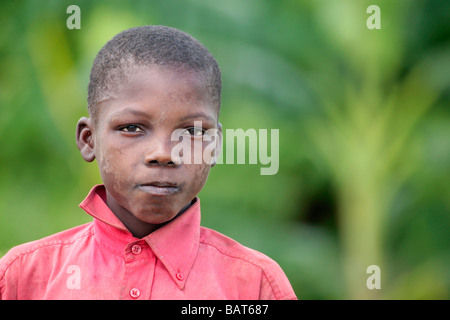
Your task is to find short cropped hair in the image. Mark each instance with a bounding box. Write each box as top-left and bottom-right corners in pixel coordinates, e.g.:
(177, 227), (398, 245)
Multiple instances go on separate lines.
(87, 25), (222, 119)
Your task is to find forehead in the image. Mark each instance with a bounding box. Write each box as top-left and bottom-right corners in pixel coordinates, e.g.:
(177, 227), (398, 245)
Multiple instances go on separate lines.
(96, 66), (218, 123)
(122, 66), (203, 99)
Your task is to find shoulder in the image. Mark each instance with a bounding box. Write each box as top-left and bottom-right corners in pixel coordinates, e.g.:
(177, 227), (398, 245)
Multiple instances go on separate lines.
(199, 227), (297, 300)
(199, 227), (274, 268)
(0, 223), (93, 276)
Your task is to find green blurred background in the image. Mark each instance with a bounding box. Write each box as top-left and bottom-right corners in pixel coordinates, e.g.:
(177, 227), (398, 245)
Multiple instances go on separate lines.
(1, 0), (449, 299)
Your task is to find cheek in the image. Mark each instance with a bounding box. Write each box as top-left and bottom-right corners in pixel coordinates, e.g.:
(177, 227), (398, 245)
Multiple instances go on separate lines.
(96, 141), (132, 189)
(189, 164), (211, 192)
(184, 141), (213, 193)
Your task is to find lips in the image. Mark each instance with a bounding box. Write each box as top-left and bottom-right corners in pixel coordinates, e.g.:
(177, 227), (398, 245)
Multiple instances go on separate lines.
(136, 181), (180, 196)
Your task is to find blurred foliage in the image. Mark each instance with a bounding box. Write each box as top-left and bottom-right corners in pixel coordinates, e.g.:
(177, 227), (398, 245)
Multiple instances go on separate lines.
(1, 0), (449, 299)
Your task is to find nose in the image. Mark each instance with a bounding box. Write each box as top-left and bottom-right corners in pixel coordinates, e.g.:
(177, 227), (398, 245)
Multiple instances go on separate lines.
(144, 134), (179, 167)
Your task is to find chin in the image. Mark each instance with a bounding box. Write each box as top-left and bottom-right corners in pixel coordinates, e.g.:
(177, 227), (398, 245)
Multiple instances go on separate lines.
(134, 205), (178, 224)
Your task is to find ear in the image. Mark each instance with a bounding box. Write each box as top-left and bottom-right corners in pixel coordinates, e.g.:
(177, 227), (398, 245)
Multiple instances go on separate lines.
(211, 122), (223, 167)
(76, 117), (96, 162)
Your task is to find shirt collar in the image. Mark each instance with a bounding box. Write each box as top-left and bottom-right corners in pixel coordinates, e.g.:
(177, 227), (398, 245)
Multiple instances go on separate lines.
(79, 184), (200, 290)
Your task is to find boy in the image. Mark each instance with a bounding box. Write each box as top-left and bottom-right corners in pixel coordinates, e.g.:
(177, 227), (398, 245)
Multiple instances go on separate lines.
(0, 26), (297, 300)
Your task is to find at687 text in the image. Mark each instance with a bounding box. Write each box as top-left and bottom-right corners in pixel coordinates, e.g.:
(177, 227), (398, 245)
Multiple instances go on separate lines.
(226, 304), (268, 315)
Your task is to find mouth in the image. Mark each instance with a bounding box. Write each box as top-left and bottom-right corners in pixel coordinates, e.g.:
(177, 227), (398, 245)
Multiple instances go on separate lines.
(136, 181), (180, 196)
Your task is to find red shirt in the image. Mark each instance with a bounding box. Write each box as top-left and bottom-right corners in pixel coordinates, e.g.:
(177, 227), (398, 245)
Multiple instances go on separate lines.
(0, 185), (297, 300)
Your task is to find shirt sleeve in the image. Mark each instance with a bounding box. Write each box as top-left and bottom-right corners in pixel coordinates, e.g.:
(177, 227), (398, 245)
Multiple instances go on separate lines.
(0, 248), (20, 300)
(258, 263), (298, 300)
(0, 252), (9, 300)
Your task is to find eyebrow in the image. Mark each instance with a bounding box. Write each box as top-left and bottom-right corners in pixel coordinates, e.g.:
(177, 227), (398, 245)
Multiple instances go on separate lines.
(108, 109), (216, 124)
(108, 108), (151, 120)
(179, 112), (216, 122)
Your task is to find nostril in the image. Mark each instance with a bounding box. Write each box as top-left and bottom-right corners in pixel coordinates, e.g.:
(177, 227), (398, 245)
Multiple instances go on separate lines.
(167, 160), (177, 167)
(147, 159), (178, 167)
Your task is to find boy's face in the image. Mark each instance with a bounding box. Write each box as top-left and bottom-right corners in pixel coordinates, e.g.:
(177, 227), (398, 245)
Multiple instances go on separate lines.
(76, 66), (221, 236)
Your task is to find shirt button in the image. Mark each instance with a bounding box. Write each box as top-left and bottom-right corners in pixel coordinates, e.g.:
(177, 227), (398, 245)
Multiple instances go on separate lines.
(176, 272), (184, 281)
(129, 288), (141, 299)
(131, 244), (142, 255)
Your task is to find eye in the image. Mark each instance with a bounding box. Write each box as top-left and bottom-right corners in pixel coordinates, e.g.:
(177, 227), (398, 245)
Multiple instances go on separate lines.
(184, 126), (205, 137)
(119, 125), (144, 133)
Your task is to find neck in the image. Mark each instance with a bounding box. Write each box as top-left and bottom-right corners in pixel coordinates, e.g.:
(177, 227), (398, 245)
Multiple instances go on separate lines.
(105, 191), (194, 238)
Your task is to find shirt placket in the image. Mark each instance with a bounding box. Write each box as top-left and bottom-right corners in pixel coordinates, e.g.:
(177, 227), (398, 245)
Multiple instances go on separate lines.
(120, 240), (156, 300)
